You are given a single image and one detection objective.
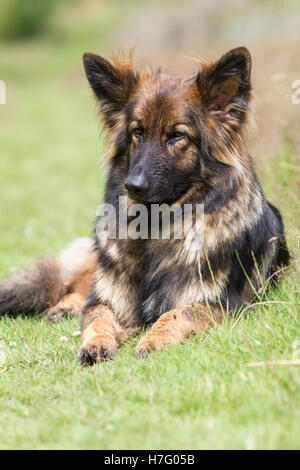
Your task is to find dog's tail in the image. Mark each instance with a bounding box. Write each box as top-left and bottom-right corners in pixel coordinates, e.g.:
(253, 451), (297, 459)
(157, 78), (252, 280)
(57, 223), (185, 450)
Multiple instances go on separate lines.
(0, 257), (65, 315)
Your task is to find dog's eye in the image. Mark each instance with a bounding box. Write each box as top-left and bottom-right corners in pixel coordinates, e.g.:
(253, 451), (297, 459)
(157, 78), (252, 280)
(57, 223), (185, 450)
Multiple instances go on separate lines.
(168, 131), (186, 143)
(132, 128), (143, 139)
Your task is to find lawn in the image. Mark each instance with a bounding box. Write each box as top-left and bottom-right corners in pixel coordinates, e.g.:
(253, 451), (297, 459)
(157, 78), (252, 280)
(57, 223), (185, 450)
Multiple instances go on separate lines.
(0, 0), (299, 450)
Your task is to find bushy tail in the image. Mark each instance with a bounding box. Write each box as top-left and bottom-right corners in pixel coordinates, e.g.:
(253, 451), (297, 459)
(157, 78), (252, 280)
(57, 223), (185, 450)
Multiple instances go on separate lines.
(0, 257), (65, 315)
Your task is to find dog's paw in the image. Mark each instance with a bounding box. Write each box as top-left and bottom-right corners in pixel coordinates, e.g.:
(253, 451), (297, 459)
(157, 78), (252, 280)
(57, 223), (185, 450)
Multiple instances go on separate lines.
(46, 304), (79, 322)
(77, 339), (117, 366)
(46, 306), (68, 322)
(135, 333), (176, 358)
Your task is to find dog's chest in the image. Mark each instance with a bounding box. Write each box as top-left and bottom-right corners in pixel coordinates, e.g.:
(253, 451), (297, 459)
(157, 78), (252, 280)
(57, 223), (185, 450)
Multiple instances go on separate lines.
(96, 237), (207, 326)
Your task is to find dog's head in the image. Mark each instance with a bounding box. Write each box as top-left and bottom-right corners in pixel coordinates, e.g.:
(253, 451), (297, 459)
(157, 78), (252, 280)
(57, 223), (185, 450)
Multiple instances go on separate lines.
(83, 48), (252, 204)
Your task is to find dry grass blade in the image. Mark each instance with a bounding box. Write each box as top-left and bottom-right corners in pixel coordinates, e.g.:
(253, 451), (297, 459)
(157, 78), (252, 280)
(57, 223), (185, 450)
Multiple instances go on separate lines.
(230, 301), (297, 330)
(246, 360), (300, 367)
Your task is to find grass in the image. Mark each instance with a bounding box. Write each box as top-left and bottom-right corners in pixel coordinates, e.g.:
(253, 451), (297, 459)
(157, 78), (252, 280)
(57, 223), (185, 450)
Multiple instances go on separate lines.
(0, 0), (299, 450)
(0, 287), (299, 449)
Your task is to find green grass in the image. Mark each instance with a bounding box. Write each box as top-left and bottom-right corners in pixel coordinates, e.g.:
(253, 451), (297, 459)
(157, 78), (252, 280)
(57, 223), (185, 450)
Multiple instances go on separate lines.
(0, 285), (299, 450)
(0, 0), (300, 450)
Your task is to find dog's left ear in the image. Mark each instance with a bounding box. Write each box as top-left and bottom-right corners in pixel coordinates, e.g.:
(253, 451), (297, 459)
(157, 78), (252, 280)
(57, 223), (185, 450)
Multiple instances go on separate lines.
(83, 52), (138, 128)
(196, 47), (251, 118)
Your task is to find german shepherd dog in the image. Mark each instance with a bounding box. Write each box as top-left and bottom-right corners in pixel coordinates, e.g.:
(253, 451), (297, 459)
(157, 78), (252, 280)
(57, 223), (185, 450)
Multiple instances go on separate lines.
(0, 47), (289, 365)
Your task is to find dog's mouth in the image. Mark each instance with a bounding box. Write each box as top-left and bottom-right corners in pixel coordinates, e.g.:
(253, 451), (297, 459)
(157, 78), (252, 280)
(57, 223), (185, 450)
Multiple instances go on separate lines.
(125, 184), (158, 204)
(126, 186), (191, 206)
(125, 180), (192, 205)
(126, 190), (156, 205)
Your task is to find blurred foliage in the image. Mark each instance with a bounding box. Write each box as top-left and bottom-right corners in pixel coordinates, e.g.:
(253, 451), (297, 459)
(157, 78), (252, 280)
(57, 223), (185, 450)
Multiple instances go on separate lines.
(0, 0), (57, 40)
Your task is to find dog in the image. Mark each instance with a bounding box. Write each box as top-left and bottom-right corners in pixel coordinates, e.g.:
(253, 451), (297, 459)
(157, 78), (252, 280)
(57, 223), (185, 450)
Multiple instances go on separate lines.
(0, 47), (289, 365)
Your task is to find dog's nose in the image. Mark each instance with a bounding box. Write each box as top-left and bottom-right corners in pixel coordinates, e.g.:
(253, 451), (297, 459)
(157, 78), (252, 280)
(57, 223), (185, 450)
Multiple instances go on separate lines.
(125, 174), (149, 199)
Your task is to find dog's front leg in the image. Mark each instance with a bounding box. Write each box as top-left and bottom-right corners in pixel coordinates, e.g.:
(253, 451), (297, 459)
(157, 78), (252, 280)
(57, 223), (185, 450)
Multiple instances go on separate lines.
(78, 304), (139, 366)
(135, 303), (224, 358)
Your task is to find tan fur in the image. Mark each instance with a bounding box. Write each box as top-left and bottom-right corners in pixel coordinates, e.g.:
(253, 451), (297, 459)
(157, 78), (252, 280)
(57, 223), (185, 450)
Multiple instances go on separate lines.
(46, 292), (87, 322)
(135, 303), (224, 357)
(94, 265), (140, 328)
(47, 239), (97, 321)
(79, 304), (140, 365)
(204, 177), (263, 253)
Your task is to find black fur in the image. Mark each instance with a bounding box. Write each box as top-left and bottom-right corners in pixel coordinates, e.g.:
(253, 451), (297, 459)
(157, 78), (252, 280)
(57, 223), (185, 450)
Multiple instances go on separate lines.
(0, 258), (65, 315)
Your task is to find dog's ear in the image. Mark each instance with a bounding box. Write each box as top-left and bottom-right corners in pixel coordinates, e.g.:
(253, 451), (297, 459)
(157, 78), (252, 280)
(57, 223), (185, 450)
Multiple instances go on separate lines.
(196, 47), (251, 120)
(83, 52), (138, 128)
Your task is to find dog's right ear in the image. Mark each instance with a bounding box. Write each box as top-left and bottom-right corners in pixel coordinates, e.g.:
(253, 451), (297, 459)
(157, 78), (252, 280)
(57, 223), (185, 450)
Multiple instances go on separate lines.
(196, 47), (252, 122)
(83, 53), (138, 128)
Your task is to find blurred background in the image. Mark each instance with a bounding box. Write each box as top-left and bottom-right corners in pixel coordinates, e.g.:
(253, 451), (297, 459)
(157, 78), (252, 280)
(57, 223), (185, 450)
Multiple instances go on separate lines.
(0, 0), (299, 275)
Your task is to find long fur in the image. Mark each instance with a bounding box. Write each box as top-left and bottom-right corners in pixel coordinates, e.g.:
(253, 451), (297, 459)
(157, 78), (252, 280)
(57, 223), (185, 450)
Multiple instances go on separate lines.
(0, 258), (65, 314)
(0, 48), (290, 362)
(81, 47), (289, 327)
